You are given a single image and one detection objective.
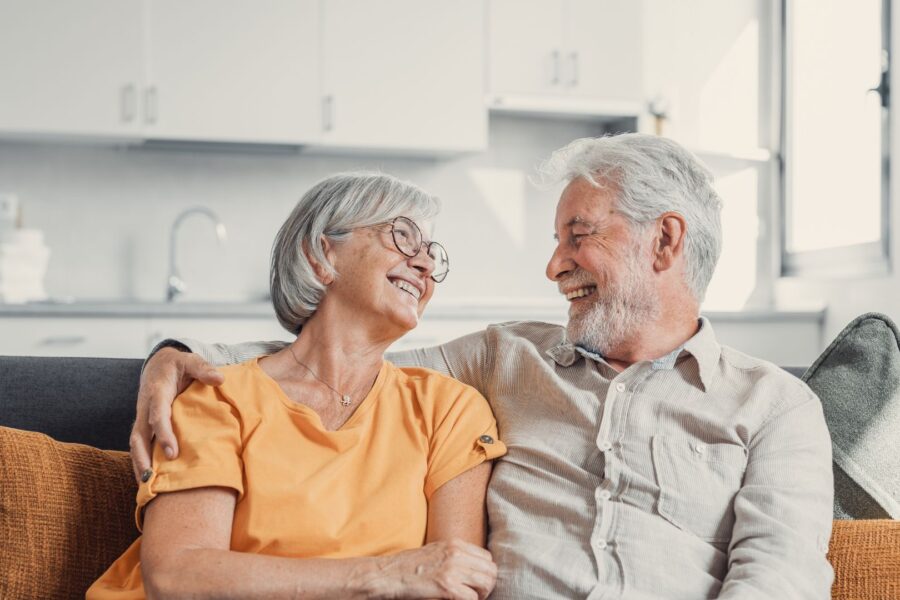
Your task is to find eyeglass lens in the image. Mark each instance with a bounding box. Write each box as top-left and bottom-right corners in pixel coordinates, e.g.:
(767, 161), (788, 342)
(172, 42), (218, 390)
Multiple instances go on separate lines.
(392, 217), (449, 282)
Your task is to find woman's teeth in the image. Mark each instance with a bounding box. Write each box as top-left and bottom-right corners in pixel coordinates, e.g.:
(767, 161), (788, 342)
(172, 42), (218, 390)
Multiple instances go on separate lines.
(565, 286), (596, 301)
(391, 279), (421, 300)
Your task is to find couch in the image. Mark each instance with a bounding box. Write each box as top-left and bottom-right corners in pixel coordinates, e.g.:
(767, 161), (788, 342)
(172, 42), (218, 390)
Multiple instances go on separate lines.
(1, 354), (898, 599)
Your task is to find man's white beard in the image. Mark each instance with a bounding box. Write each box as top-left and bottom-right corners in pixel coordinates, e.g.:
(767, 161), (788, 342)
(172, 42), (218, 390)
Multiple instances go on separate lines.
(565, 244), (661, 356)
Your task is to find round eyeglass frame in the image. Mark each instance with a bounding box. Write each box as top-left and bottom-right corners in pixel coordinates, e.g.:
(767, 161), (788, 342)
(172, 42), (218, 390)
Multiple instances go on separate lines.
(385, 216), (449, 283)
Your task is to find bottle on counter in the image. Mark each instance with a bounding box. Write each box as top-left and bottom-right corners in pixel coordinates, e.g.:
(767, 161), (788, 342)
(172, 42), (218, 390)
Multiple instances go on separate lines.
(0, 194), (51, 304)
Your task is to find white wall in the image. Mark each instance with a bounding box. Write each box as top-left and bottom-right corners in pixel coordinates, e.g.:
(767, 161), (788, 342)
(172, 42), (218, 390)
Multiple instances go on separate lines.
(0, 115), (606, 305)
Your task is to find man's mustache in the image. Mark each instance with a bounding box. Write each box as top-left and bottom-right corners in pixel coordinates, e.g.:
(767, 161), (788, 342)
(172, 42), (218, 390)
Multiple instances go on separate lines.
(557, 269), (601, 294)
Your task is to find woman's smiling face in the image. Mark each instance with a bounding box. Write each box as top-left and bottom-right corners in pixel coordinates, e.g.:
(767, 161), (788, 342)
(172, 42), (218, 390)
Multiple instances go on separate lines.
(323, 218), (437, 339)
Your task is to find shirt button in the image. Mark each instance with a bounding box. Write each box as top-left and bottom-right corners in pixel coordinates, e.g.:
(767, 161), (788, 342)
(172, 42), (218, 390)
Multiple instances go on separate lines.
(598, 440), (612, 452)
(615, 383), (626, 392)
(479, 435), (494, 444)
(598, 490), (611, 501)
(595, 540), (608, 550)
(695, 442), (707, 454)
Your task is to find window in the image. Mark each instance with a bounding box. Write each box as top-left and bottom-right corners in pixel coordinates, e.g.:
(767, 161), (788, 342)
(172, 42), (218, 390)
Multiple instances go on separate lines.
(781, 0), (890, 276)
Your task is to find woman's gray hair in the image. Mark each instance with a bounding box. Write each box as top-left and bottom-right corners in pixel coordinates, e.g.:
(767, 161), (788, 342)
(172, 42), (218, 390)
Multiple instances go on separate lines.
(271, 172), (440, 333)
(540, 133), (723, 302)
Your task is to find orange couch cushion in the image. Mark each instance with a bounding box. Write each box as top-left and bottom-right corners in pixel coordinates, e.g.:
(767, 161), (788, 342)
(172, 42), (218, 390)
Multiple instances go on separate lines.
(830, 519), (900, 600)
(0, 426), (138, 599)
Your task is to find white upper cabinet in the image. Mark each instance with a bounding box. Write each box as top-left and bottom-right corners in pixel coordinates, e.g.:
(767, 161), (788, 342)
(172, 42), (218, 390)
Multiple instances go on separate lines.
(143, 0), (320, 144)
(319, 0), (487, 153)
(0, 0), (144, 138)
(488, 0), (644, 112)
(488, 0), (565, 96)
(565, 0), (643, 102)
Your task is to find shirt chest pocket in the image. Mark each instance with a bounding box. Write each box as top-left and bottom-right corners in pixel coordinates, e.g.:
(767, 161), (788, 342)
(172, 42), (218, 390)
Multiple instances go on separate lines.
(651, 435), (748, 543)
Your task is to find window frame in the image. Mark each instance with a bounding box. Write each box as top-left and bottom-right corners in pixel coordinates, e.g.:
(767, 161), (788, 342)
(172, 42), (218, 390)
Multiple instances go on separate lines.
(779, 0), (892, 278)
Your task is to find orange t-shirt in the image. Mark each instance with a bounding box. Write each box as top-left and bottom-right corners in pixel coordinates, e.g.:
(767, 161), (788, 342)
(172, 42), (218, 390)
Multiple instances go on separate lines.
(87, 358), (505, 599)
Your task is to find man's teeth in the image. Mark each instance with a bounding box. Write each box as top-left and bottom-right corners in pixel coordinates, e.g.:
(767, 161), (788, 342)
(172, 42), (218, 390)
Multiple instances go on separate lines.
(391, 279), (421, 300)
(565, 286), (596, 301)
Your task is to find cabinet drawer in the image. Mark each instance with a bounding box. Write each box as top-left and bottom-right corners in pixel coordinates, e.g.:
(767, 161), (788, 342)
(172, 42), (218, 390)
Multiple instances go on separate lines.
(0, 317), (148, 358)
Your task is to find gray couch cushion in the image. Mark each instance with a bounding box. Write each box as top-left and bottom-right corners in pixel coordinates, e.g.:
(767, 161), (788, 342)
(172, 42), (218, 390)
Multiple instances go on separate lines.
(0, 356), (141, 451)
(802, 312), (900, 519)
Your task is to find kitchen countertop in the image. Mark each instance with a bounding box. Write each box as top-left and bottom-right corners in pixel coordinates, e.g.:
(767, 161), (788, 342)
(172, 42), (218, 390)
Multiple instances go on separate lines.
(0, 298), (827, 322)
(0, 300), (278, 318)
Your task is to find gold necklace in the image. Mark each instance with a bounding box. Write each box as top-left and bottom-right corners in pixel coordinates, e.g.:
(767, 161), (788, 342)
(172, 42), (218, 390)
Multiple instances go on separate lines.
(287, 345), (353, 407)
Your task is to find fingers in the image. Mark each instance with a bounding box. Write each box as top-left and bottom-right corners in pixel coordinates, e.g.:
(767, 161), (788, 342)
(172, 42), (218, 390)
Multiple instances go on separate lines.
(183, 354), (224, 389)
(147, 386), (178, 460)
(438, 540), (497, 600)
(129, 417), (153, 483)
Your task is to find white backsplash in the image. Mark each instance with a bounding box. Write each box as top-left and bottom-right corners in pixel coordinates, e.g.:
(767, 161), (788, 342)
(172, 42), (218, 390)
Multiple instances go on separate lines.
(0, 116), (609, 305)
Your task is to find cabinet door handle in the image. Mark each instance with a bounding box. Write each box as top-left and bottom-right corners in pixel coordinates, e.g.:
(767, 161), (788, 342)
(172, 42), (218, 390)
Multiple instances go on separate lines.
(569, 52), (579, 87)
(39, 335), (87, 346)
(322, 95), (334, 131)
(550, 50), (561, 85)
(144, 86), (158, 124)
(120, 84), (136, 122)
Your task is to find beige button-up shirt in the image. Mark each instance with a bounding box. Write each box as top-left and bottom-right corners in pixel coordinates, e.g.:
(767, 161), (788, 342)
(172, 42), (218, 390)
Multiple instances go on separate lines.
(184, 317), (834, 600)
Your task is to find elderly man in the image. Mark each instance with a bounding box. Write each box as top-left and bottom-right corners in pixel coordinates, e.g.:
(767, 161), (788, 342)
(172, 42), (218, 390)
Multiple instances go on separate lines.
(133, 134), (834, 599)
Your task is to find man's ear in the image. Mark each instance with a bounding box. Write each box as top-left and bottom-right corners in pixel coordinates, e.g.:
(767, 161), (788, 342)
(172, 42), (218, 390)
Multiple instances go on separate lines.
(304, 236), (336, 285)
(652, 212), (687, 272)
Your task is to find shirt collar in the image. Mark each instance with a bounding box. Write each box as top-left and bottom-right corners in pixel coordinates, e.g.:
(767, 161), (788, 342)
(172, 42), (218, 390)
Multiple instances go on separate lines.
(545, 316), (720, 391)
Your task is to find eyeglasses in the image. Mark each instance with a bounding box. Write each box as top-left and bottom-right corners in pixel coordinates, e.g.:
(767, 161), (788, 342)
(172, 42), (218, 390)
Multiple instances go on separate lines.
(338, 216), (449, 283)
(385, 216), (449, 283)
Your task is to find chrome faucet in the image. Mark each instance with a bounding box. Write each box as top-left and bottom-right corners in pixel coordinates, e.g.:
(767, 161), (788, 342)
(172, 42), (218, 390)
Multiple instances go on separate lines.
(166, 206), (227, 302)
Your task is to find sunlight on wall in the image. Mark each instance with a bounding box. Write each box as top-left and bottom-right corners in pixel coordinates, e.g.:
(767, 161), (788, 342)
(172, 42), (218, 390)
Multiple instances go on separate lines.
(468, 167), (528, 248)
(698, 19), (759, 151)
(703, 166), (759, 310)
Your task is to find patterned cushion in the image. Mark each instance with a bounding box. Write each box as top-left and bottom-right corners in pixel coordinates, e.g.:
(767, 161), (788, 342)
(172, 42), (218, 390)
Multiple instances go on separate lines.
(829, 519), (900, 599)
(0, 426), (138, 599)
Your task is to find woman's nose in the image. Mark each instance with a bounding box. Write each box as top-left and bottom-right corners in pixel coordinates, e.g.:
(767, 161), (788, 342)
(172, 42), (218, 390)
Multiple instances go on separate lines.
(408, 243), (435, 277)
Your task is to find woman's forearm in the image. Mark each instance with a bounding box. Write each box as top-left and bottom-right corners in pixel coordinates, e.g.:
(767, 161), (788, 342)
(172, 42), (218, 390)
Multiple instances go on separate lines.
(145, 540), (496, 600)
(145, 549), (385, 600)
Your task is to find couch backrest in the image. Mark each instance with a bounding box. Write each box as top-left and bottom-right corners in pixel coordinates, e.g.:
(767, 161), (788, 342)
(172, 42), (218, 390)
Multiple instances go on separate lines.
(0, 354), (809, 453)
(0, 355), (142, 451)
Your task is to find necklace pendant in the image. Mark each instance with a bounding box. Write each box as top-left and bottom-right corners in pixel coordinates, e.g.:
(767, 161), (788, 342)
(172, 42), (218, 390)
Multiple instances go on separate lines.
(341, 394), (352, 406)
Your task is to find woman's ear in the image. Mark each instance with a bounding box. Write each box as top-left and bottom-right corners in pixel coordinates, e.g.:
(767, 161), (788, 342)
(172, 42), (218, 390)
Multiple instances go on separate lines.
(304, 236), (336, 286)
(652, 212), (687, 272)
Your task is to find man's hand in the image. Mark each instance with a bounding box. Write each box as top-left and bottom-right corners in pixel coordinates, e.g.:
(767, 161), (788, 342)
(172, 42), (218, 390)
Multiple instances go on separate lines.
(130, 347), (225, 482)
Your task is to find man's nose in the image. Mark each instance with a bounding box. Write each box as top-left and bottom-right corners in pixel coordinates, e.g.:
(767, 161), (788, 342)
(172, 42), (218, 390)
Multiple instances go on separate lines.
(546, 244), (573, 281)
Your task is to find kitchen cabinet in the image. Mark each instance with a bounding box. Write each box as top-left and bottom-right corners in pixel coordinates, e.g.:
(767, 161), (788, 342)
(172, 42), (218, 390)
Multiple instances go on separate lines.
(319, 0), (487, 153)
(488, 0), (644, 112)
(0, 0), (488, 153)
(0, 0), (144, 139)
(565, 0), (643, 102)
(143, 0), (320, 144)
(0, 317), (149, 358)
(0, 0), (319, 145)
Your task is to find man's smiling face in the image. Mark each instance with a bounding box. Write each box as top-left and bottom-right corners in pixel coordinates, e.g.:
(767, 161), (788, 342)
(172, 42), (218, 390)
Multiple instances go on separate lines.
(546, 177), (661, 354)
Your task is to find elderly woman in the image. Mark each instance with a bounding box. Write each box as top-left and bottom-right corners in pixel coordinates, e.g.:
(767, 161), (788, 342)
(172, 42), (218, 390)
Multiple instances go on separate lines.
(87, 173), (505, 599)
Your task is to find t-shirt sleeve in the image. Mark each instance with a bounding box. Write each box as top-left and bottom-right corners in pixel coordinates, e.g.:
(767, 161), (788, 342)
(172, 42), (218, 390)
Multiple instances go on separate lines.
(135, 380), (244, 530)
(424, 384), (506, 499)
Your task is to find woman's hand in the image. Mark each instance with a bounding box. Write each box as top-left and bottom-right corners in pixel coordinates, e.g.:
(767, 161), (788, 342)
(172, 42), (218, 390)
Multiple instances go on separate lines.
(130, 347), (224, 482)
(365, 539), (498, 600)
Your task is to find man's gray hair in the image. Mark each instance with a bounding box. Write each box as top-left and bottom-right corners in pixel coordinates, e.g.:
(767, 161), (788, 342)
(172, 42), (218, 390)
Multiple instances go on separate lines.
(542, 133), (723, 302)
(271, 172), (440, 333)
